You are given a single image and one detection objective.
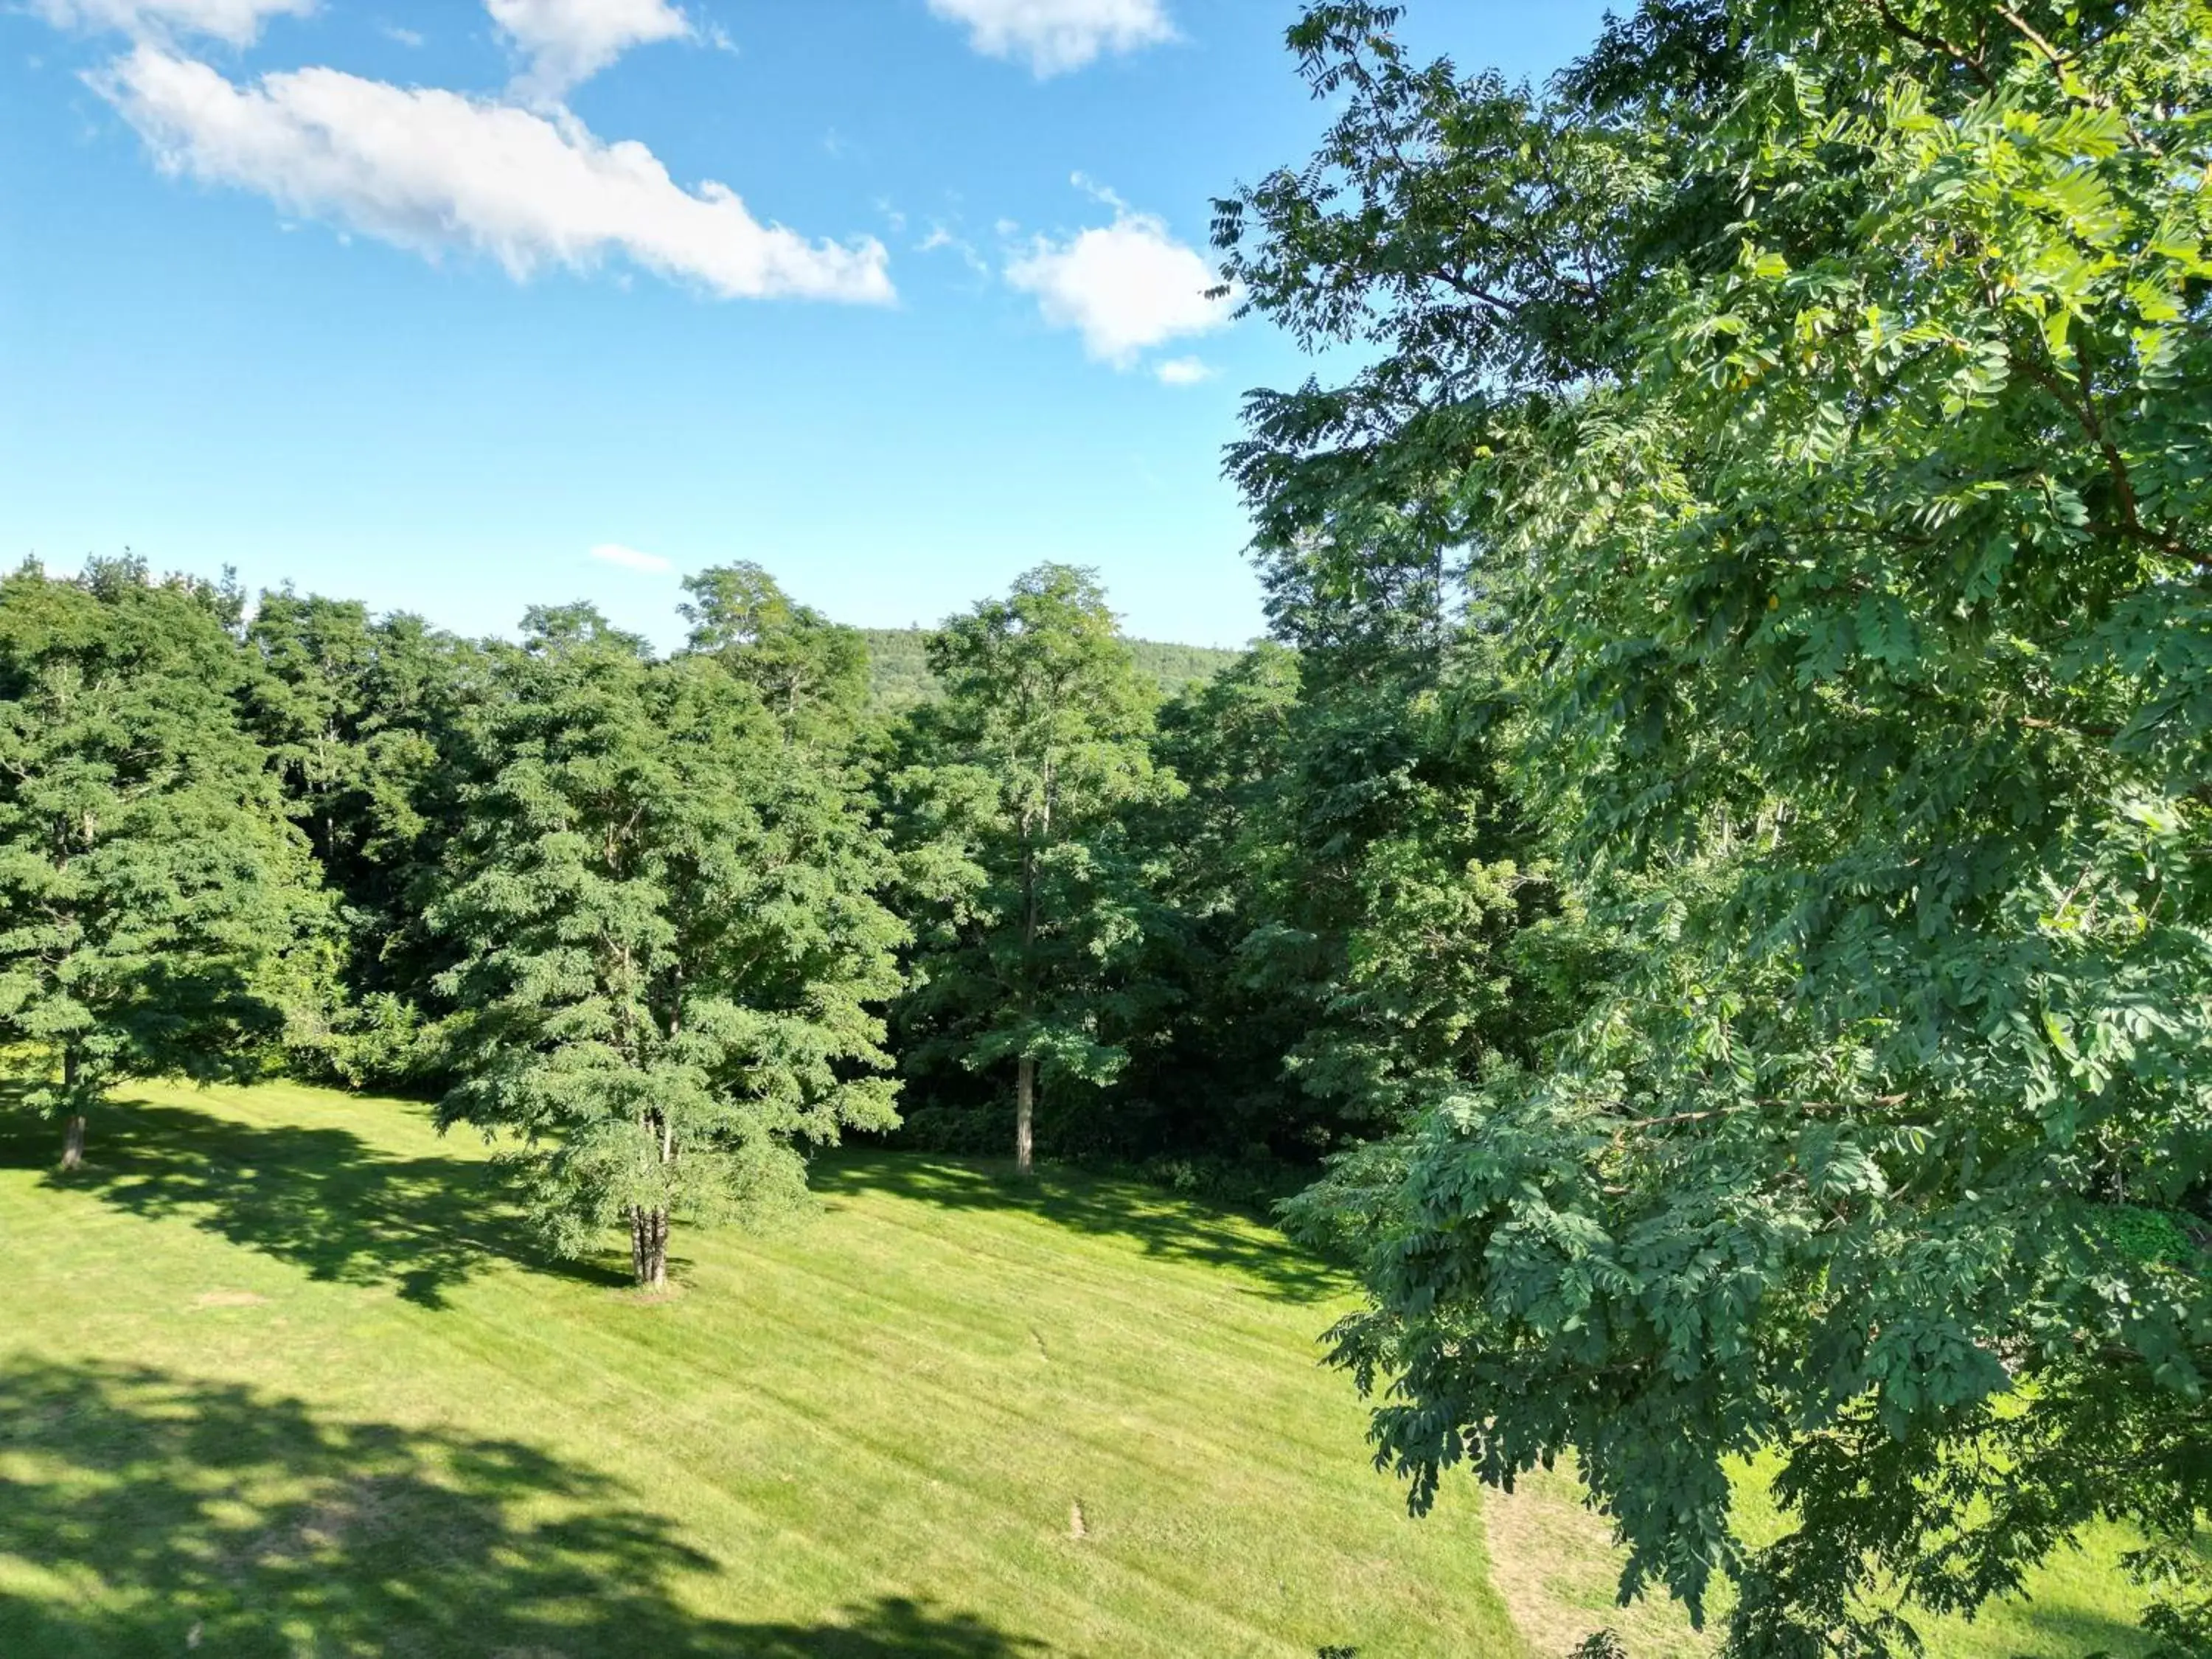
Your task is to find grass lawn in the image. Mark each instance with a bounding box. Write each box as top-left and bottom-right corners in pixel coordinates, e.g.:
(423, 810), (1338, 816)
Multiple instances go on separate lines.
(1486, 1461), (2162, 1659)
(0, 1079), (1520, 1657)
(0, 1079), (2166, 1657)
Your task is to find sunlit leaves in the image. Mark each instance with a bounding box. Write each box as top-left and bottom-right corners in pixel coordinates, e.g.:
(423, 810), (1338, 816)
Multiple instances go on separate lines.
(1239, 0), (2212, 1650)
(429, 610), (905, 1262)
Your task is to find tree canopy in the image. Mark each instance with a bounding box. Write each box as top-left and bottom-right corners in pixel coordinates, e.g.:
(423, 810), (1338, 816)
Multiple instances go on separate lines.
(0, 559), (320, 1169)
(431, 599), (902, 1288)
(1227, 1), (2212, 1651)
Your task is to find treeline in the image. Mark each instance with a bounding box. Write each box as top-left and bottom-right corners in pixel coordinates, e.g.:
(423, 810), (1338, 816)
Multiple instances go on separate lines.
(7, 0), (2211, 1652)
(0, 551), (1545, 1278)
(857, 626), (1239, 712)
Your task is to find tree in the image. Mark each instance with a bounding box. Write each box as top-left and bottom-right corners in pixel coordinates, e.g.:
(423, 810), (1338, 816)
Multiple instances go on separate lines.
(678, 563), (869, 748)
(244, 591), (487, 1083)
(430, 604), (904, 1290)
(1121, 628), (1565, 1172)
(1236, 2), (2212, 1652)
(891, 566), (1169, 1175)
(0, 559), (320, 1168)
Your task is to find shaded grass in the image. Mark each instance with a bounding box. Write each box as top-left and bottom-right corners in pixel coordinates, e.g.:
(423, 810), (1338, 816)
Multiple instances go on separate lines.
(0, 1079), (1521, 1656)
(4, 1095), (625, 1307)
(0, 1357), (1042, 1655)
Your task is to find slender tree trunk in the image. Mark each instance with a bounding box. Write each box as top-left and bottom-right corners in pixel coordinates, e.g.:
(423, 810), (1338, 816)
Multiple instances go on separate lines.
(630, 1206), (669, 1292)
(59, 1046), (84, 1172)
(1018, 810), (1039, 1178)
(1015, 1054), (1034, 1178)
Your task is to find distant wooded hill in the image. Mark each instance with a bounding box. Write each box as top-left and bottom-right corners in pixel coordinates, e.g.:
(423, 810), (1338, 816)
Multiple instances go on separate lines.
(857, 627), (1244, 709)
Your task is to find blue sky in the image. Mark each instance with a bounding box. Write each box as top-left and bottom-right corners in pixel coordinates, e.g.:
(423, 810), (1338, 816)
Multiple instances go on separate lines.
(1, 0), (1615, 650)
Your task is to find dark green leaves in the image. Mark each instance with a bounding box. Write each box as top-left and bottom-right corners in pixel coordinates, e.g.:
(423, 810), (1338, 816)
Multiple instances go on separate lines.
(1237, 1), (2212, 1649)
(0, 560), (322, 1153)
(429, 607), (904, 1264)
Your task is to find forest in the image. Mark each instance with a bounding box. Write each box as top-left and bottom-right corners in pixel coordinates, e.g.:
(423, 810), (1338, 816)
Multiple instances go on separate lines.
(4, 1), (2210, 1655)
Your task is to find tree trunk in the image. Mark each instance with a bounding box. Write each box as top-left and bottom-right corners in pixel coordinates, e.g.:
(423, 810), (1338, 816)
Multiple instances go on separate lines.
(1015, 1054), (1034, 1178)
(630, 1206), (669, 1292)
(59, 1047), (84, 1172)
(1018, 799), (1039, 1180)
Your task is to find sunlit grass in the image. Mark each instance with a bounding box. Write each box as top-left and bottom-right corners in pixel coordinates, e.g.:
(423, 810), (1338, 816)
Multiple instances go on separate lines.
(0, 1079), (1519, 1657)
(1483, 1443), (2164, 1658)
(0, 1079), (2168, 1656)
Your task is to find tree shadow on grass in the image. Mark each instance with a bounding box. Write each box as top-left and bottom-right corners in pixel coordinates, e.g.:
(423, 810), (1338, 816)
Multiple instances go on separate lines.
(813, 1151), (1345, 1304)
(0, 1357), (1052, 1658)
(0, 1096), (627, 1308)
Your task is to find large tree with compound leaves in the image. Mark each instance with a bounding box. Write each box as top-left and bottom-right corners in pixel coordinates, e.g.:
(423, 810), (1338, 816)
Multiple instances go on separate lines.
(1232, 3), (2212, 1652)
(0, 558), (323, 1170)
(429, 604), (904, 1291)
(890, 564), (1171, 1175)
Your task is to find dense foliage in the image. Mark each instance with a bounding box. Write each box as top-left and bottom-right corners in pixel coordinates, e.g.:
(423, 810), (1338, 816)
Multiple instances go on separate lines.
(886, 566), (1170, 1174)
(4, 1), (2206, 1647)
(0, 560), (321, 1169)
(858, 626), (1240, 711)
(1223, 1), (2212, 1653)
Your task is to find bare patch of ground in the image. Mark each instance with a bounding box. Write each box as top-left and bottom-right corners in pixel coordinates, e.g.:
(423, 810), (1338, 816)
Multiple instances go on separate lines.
(189, 1290), (270, 1309)
(1484, 1464), (1714, 1659)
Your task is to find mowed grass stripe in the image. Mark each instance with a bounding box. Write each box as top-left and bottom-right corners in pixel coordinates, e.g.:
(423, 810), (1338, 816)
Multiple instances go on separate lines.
(790, 1194), (1338, 1368)
(0, 1079), (1524, 1658)
(644, 1243), (1355, 1475)
(17, 1093), (1460, 1659)
(395, 1174), (1445, 1649)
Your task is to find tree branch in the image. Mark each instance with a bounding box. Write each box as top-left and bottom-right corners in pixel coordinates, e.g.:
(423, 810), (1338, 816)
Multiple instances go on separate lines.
(1869, 0), (1994, 90)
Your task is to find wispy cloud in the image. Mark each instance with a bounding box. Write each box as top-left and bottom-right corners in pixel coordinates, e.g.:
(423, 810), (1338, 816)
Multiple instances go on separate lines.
(925, 0), (1172, 76)
(97, 46), (896, 304)
(919, 223), (989, 277)
(1152, 355), (1211, 386)
(589, 542), (672, 574)
(35, 0), (311, 46)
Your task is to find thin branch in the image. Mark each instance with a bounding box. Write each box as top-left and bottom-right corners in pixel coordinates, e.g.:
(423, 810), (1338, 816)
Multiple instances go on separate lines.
(2011, 349), (2211, 569)
(1994, 5), (2071, 75)
(1992, 5), (2160, 151)
(1615, 1094), (1910, 1133)
(1869, 0), (1994, 90)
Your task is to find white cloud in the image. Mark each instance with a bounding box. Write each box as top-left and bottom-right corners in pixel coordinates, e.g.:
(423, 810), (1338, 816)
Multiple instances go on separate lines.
(590, 542), (672, 573)
(926, 0), (1172, 76)
(97, 46), (895, 304)
(1004, 195), (1229, 367)
(380, 22), (425, 46)
(487, 0), (689, 99)
(35, 0), (311, 45)
(1153, 355), (1211, 385)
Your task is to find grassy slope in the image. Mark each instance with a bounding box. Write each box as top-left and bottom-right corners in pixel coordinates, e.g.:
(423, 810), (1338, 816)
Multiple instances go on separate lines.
(0, 1079), (1518, 1658)
(1490, 1462), (2160, 1659)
